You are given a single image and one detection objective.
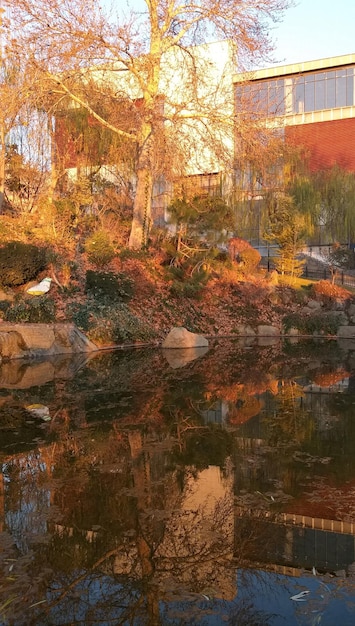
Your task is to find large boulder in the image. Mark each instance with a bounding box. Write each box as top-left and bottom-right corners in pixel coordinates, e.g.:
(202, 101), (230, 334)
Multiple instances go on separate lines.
(162, 327), (208, 349)
(0, 323), (98, 361)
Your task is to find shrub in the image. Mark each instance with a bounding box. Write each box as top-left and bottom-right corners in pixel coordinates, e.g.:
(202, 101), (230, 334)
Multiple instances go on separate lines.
(237, 247), (261, 272)
(91, 305), (155, 345)
(283, 311), (341, 336)
(310, 280), (351, 303)
(85, 270), (134, 303)
(169, 267), (209, 300)
(0, 241), (47, 286)
(84, 230), (115, 269)
(66, 300), (155, 345)
(4, 296), (56, 323)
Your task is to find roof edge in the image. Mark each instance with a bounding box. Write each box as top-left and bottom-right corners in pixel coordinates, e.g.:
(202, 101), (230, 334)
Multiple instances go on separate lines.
(233, 53), (355, 83)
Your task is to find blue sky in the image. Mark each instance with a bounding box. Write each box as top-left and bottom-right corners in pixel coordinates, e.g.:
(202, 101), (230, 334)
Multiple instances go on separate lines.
(111, 0), (355, 68)
(270, 0), (355, 67)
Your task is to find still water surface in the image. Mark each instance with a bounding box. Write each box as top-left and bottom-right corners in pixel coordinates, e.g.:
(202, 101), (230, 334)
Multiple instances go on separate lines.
(1, 338), (355, 625)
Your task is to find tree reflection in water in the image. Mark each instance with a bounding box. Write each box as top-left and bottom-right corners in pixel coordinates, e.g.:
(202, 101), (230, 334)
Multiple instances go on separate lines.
(0, 339), (355, 624)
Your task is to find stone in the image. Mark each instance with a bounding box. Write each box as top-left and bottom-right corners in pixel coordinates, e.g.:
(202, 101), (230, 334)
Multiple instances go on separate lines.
(0, 323), (98, 361)
(337, 326), (355, 339)
(0, 331), (27, 359)
(305, 299), (322, 310)
(162, 327), (208, 349)
(257, 325), (280, 336)
(235, 325), (256, 337)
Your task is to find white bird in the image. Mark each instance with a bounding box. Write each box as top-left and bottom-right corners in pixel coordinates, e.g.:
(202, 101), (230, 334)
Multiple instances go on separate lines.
(25, 403), (51, 421)
(26, 277), (52, 296)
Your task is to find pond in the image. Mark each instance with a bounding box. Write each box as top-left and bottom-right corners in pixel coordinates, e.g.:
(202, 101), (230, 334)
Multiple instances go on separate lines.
(1, 337), (355, 625)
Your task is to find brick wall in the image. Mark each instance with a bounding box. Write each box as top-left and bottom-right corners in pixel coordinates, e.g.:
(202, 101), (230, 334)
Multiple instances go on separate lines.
(286, 117), (355, 172)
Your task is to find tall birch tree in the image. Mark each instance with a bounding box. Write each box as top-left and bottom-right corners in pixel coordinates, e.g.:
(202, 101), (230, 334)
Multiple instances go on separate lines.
(7, 0), (292, 248)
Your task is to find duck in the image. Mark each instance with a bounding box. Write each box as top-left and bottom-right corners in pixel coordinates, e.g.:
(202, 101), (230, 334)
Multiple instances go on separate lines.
(26, 277), (52, 296)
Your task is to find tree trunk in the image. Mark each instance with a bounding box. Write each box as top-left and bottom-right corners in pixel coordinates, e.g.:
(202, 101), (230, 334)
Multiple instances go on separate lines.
(129, 165), (153, 249)
(128, 118), (154, 249)
(0, 117), (5, 212)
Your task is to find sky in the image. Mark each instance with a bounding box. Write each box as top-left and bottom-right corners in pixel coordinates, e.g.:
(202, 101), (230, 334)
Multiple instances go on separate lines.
(269, 0), (355, 68)
(114, 0), (355, 70)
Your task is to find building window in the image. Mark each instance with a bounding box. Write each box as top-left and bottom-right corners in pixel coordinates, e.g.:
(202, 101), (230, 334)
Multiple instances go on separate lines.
(176, 172), (221, 198)
(235, 65), (355, 118)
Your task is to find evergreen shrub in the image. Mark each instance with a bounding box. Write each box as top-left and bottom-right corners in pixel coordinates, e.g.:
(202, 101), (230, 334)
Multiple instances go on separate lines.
(85, 270), (134, 302)
(0, 242), (47, 286)
(4, 296), (56, 323)
(283, 312), (341, 336)
(84, 230), (115, 268)
(66, 300), (155, 345)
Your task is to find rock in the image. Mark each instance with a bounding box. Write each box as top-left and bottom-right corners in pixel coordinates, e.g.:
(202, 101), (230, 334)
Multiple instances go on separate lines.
(0, 323), (98, 361)
(162, 327), (208, 349)
(305, 299), (322, 310)
(337, 326), (355, 338)
(0, 331), (27, 359)
(234, 325), (256, 337)
(334, 569), (347, 579)
(257, 325), (280, 336)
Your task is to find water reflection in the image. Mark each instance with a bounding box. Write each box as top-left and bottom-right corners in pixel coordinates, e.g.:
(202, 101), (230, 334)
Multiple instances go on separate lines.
(0, 339), (355, 624)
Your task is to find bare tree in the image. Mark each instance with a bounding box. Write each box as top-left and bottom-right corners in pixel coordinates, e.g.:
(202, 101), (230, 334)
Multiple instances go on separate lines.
(7, 0), (292, 247)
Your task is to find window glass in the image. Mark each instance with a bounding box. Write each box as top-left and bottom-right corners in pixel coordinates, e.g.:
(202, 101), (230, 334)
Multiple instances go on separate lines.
(304, 74), (315, 84)
(305, 81), (315, 111)
(346, 74), (354, 106)
(235, 86), (243, 113)
(336, 75), (347, 107)
(268, 79), (285, 115)
(254, 83), (268, 115)
(326, 77), (336, 108)
(293, 80), (305, 113)
(235, 65), (355, 117)
(315, 80), (325, 109)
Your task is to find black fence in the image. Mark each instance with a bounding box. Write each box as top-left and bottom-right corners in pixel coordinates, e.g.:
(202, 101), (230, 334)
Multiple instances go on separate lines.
(303, 266), (355, 288)
(260, 258), (355, 288)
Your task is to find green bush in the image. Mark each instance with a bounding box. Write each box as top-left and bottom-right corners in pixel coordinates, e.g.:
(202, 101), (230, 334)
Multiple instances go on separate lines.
(84, 230), (115, 269)
(0, 242), (47, 286)
(66, 300), (155, 345)
(4, 296), (56, 323)
(168, 265), (209, 300)
(283, 312), (341, 336)
(85, 270), (134, 303)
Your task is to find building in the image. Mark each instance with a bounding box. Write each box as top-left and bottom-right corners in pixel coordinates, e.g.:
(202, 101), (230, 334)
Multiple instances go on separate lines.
(233, 53), (355, 246)
(54, 50), (355, 240)
(53, 40), (236, 226)
(234, 53), (355, 173)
